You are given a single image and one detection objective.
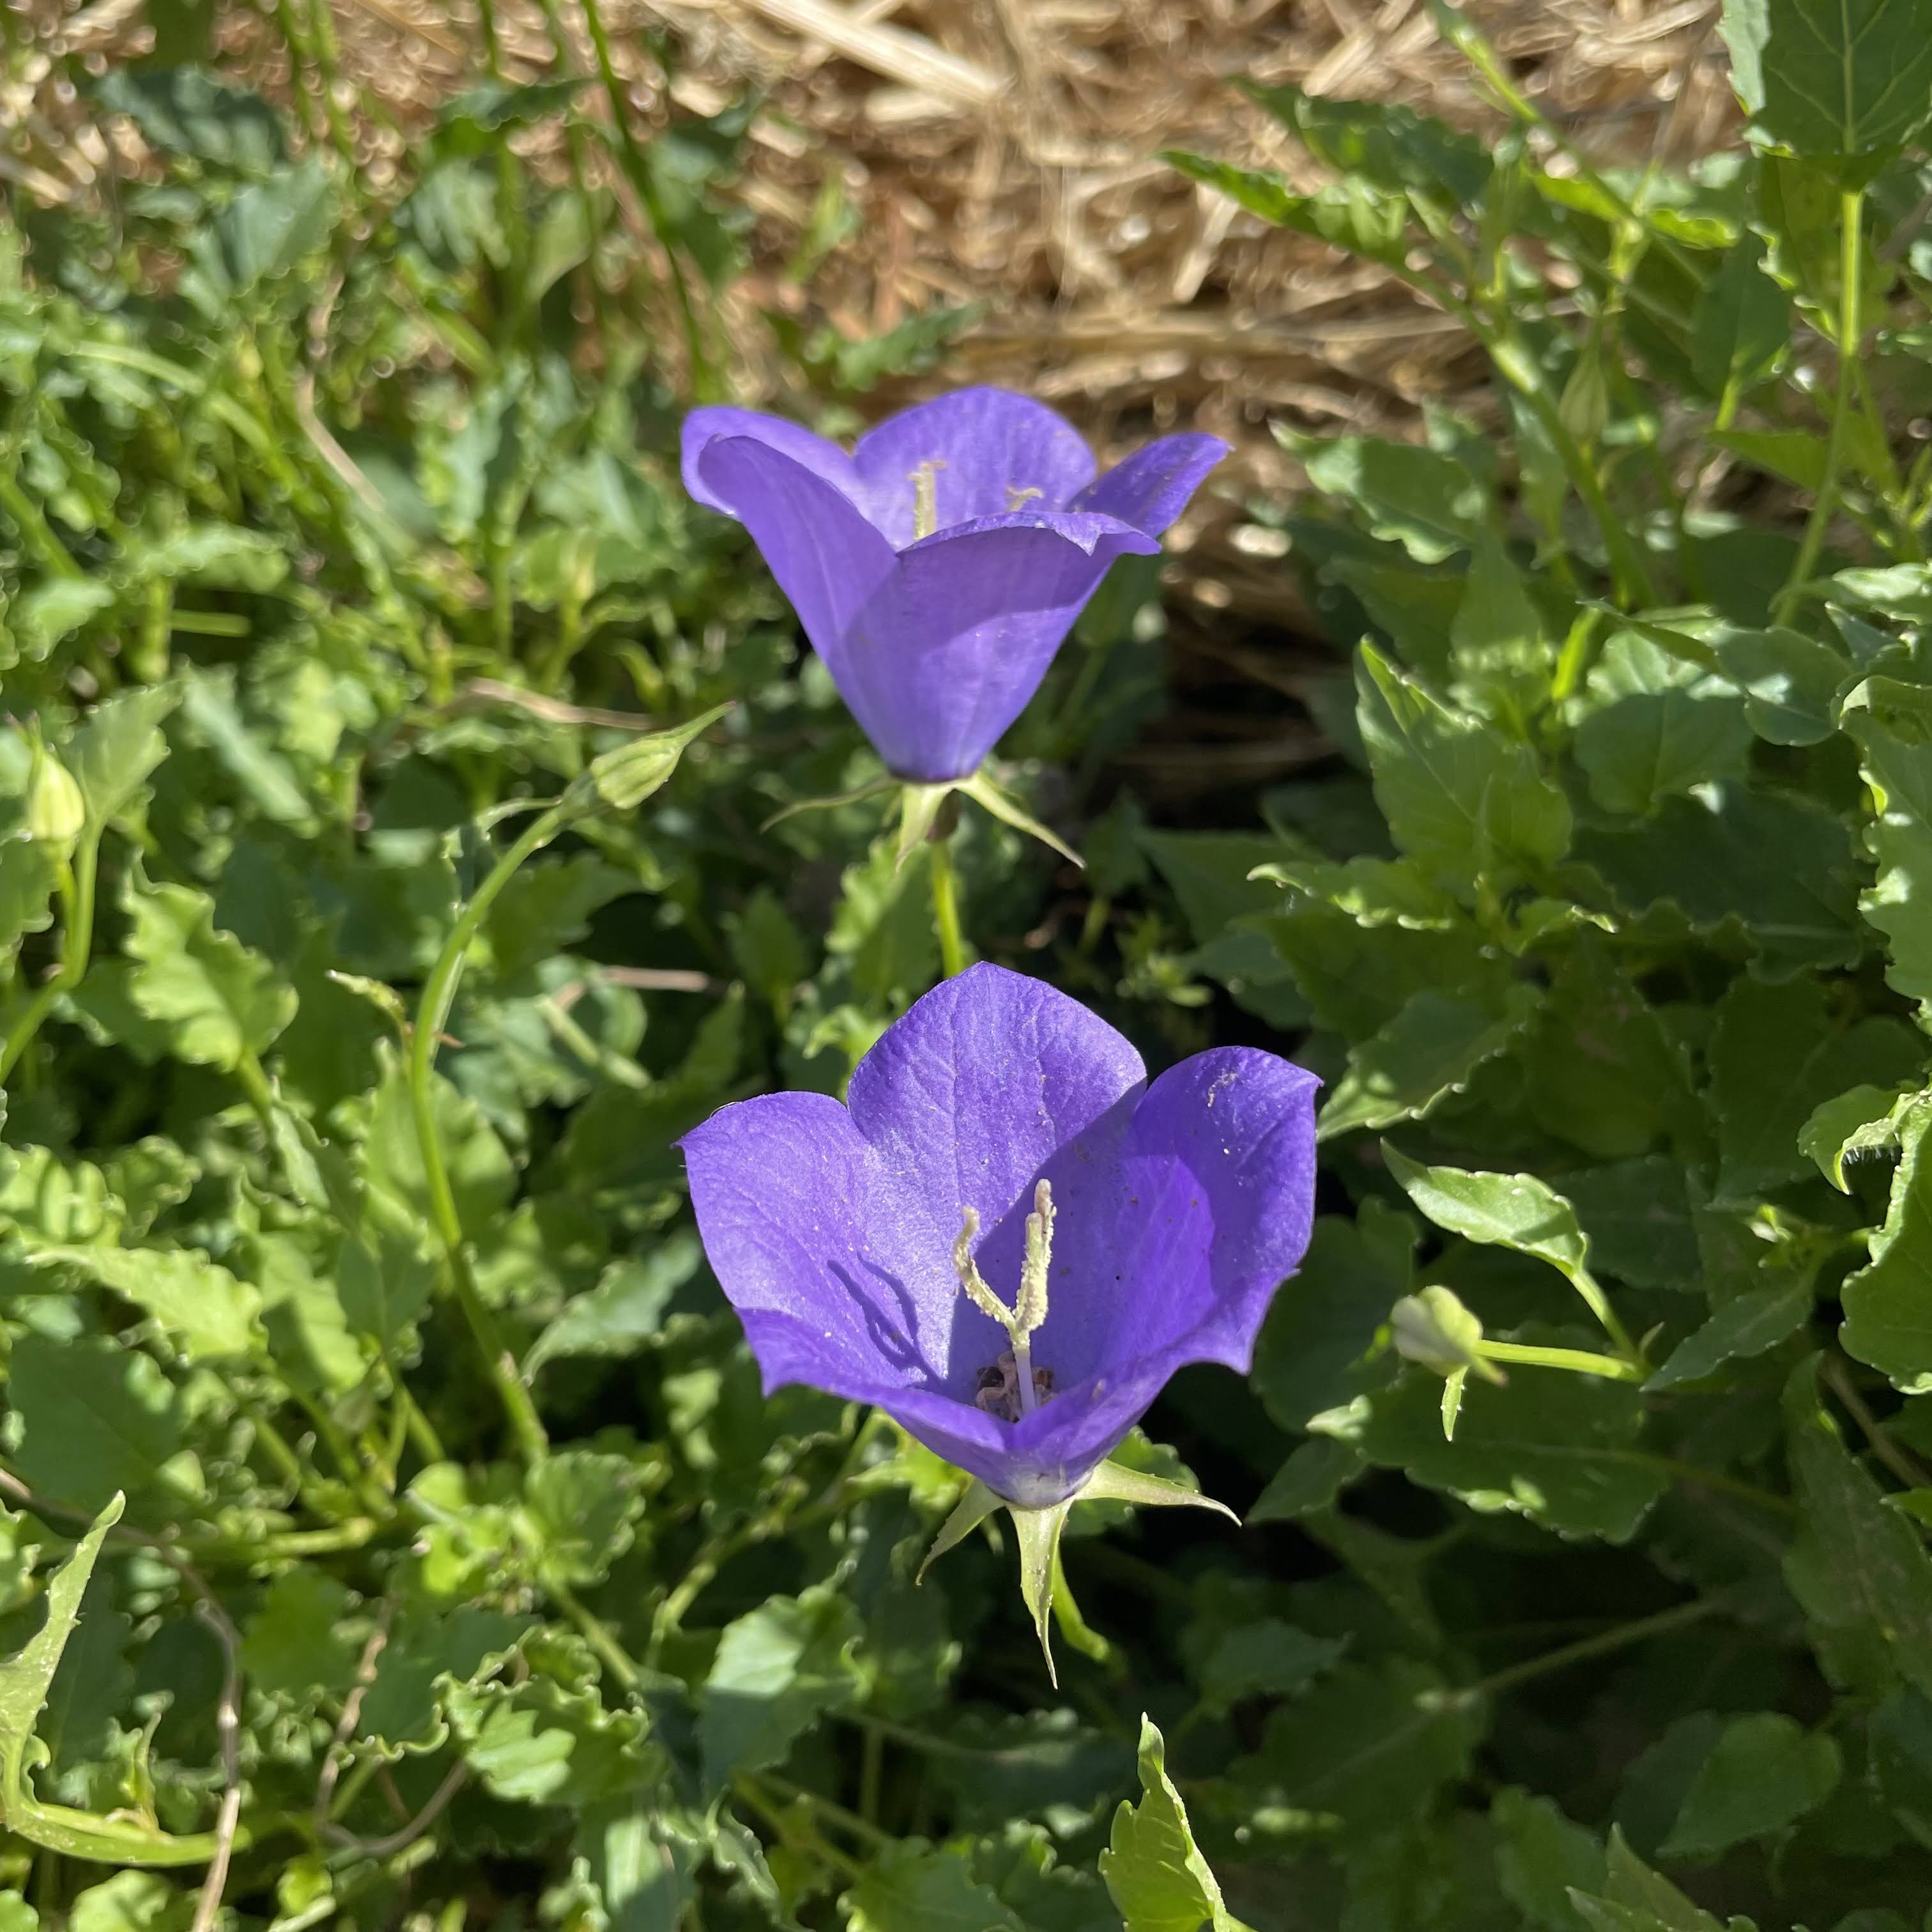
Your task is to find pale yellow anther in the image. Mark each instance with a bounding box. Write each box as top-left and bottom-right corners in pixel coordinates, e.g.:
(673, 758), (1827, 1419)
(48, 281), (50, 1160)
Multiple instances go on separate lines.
(953, 1206), (1014, 1330)
(1015, 1179), (1054, 1337)
(1006, 484), (1044, 512)
(909, 459), (947, 540)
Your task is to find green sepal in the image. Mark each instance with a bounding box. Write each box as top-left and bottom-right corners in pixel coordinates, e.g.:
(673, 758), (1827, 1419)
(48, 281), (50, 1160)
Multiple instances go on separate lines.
(1012, 1501), (1075, 1687)
(958, 769), (1084, 867)
(916, 1478), (1002, 1584)
(917, 1454), (1239, 1684)
(757, 772), (896, 833)
(894, 782), (954, 866)
(586, 701), (733, 811)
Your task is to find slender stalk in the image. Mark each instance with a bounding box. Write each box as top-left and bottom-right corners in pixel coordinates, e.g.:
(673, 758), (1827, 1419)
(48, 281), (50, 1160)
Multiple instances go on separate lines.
(0, 462), (81, 579)
(1477, 1339), (1646, 1382)
(928, 835), (967, 979)
(1464, 1593), (1726, 1703)
(1775, 188), (1866, 624)
(577, 0), (714, 393)
(550, 1577), (640, 1690)
(410, 806), (577, 1466)
(0, 840), (97, 1085)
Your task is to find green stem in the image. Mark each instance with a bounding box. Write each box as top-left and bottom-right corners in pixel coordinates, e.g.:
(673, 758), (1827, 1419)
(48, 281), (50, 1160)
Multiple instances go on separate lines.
(578, 0), (714, 395)
(1477, 1339), (1645, 1382)
(1464, 1593), (1726, 1704)
(549, 1576), (640, 1690)
(928, 835), (967, 979)
(0, 462), (81, 580)
(1775, 187), (1865, 625)
(410, 805), (578, 1466)
(0, 840), (98, 1085)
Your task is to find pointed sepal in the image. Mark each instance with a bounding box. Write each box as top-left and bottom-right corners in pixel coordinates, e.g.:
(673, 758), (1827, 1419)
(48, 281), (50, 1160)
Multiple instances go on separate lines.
(1011, 1499), (1075, 1688)
(1078, 1458), (1239, 1524)
(958, 769), (1084, 867)
(894, 781), (956, 867)
(756, 772), (896, 833)
(916, 1478), (1002, 1584)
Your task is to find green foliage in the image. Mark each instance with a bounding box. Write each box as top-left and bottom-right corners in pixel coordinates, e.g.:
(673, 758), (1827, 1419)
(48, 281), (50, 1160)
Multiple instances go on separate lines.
(4, 8), (1932, 1930)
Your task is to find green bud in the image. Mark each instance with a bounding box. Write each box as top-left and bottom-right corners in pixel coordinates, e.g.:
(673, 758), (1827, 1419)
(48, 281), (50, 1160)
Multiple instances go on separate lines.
(1390, 1285), (1487, 1377)
(25, 735), (85, 851)
(586, 703), (731, 812)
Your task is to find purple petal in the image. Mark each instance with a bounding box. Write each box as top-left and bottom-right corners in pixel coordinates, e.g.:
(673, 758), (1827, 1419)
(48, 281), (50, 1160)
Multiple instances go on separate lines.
(681, 406), (859, 517)
(843, 513), (1157, 779)
(995, 1046), (1321, 1502)
(1072, 433), (1229, 537)
(848, 964), (1146, 1259)
(682, 1091), (966, 1400)
(850, 387), (1098, 544)
(693, 436), (898, 677)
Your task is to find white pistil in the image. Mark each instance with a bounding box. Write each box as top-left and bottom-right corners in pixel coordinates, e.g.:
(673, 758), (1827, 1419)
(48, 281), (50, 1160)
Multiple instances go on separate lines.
(908, 459), (946, 539)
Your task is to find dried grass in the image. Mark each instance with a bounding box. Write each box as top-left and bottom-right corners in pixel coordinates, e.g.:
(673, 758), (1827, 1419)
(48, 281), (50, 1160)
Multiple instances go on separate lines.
(12, 0), (1737, 793)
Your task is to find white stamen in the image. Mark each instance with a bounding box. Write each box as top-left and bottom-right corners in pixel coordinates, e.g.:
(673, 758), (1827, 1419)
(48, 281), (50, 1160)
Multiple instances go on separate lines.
(909, 459), (946, 540)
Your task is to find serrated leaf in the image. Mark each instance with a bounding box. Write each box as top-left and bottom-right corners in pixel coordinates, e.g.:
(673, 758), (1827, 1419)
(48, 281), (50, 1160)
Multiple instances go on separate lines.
(1690, 240), (1791, 402)
(1843, 700), (1932, 1021)
(1244, 80), (1492, 206)
(28, 1243), (261, 1360)
(1100, 1715), (1250, 1932)
(1842, 1102), (1932, 1387)
(123, 878), (296, 1071)
(1783, 1355), (1932, 1697)
(1356, 643), (1569, 893)
(1318, 981), (1540, 1140)
(1163, 151), (1413, 270)
(10, 1335), (185, 1514)
(843, 1843), (1023, 1932)
(1659, 1710), (1839, 1858)
(698, 1587), (862, 1790)
(1645, 1278), (1813, 1390)
(1569, 1828), (1725, 1932)
(1707, 974), (1924, 1200)
(65, 686), (180, 833)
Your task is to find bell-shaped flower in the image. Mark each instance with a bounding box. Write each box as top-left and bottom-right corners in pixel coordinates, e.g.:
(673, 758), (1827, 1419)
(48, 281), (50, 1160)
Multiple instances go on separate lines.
(679, 962), (1317, 1511)
(681, 388), (1227, 783)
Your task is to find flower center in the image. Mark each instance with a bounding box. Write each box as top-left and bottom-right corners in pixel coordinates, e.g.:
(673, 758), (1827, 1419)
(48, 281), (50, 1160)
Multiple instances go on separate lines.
(953, 1179), (1055, 1419)
(908, 459), (946, 539)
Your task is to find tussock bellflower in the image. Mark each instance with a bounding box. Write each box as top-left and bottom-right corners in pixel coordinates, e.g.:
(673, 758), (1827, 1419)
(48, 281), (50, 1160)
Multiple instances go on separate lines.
(680, 962), (1317, 1675)
(680, 387), (1227, 785)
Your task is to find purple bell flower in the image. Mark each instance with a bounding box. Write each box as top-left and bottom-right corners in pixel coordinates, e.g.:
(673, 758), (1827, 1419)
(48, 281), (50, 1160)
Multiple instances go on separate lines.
(681, 388), (1227, 783)
(679, 962), (1318, 1510)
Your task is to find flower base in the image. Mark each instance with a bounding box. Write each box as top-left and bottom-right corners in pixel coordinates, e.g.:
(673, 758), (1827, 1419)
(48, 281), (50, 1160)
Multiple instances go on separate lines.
(917, 1456), (1238, 1685)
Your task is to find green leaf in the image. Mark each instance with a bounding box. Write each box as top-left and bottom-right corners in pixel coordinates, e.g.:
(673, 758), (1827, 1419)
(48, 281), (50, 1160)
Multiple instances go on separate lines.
(27, 1243), (262, 1360)
(1493, 1787), (1606, 1932)
(827, 836), (940, 1008)
(1721, 0), (1932, 165)
(1294, 434), (1491, 565)
(1712, 625), (1844, 744)
(523, 1450), (646, 1586)
(1800, 1080), (1919, 1189)
(10, 1334), (185, 1514)
(446, 1649), (656, 1806)
(1192, 1618), (1346, 1717)
(1243, 80), (1492, 206)
(843, 1843), (1023, 1932)
(1163, 151), (1413, 270)
(94, 67), (286, 171)
(1574, 687), (1752, 816)
(1383, 1149), (1598, 1298)
(1231, 1657), (1482, 1836)
(1345, 1343), (1667, 1540)
(1570, 1829), (1724, 1932)
(123, 878), (297, 1071)
(359, 1043), (514, 1244)
(1690, 240), (1791, 401)
(65, 686), (180, 834)
(1659, 1711), (1840, 1858)
(0, 1496), (123, 1819)
(1099, 1714), (1252, 1932)
(1318, 981), (1540, 1140)
(1356, 643), (1570, 893)
(1843, 699), (1932, 1020)
(1783, 1355), (1932, 1698)
(185, 158), (334, 306)
(1707, 974), (1924, 1200)
(1644, 1278), (1813, 1390)
(525, 1236), (700, 1374)
(0, 833), (61, 974)
(1574, 781), (1861, 978)
(698, 1586), (862, 1790)
(1842, 1101), (1932, 1388)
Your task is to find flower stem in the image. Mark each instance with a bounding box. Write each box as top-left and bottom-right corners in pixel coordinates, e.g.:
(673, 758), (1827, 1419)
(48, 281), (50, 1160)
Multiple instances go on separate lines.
(928, 834), (967, 979)
(409, 804), (576, 1468)
(1476, 1340), (1646, 1381)
(1774, 187), (1865, 625)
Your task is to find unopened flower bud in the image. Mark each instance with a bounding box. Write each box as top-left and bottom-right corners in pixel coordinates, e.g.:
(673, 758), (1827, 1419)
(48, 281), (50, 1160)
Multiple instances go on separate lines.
(1390, 1285), (1486, 1378)
(24, 736), (84, 852)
